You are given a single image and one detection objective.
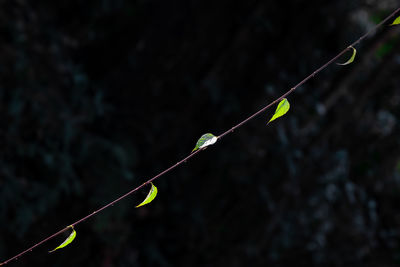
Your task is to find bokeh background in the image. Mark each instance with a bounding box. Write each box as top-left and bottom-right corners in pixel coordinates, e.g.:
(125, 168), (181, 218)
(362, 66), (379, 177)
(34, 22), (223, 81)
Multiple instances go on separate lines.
(1, 0), (400, 266)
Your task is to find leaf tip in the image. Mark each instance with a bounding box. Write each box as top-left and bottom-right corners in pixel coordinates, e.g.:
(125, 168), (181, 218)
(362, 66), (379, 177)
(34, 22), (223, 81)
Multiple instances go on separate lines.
(389, 16), (400, 26)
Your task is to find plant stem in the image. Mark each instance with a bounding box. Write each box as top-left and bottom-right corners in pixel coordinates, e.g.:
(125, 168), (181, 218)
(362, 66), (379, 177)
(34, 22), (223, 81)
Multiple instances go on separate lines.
(1, 7), (399, 266)
(219, 7), (400, 139)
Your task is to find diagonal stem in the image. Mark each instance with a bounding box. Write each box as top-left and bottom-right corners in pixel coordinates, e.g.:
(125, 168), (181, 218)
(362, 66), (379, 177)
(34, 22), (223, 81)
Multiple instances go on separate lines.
(1, 7), (399, 266)
(218, 7), (400, 139)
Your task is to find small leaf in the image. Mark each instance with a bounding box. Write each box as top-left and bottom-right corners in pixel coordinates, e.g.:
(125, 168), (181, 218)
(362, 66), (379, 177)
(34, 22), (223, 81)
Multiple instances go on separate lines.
(192, 133), (218, 152)
(390, 16), (400, 26)
(337, 46), (356, 65)
(136, 182), (158, 208)
(49, 226), (76, 253)
(268, 98), (290, 123)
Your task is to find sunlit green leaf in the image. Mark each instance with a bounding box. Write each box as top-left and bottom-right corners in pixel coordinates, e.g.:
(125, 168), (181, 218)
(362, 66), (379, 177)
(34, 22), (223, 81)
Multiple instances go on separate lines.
(390, 16), (400, 26)
(268, 98), (290, 123)
(49, 226), (76, 253)
(136, 182), (158, 208)
(192, 133), (218, 152)
(337, 46), (357, 65)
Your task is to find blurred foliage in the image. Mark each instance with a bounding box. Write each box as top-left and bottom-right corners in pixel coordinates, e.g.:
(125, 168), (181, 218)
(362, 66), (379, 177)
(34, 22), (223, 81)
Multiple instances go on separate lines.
(1, 0), (400, 266)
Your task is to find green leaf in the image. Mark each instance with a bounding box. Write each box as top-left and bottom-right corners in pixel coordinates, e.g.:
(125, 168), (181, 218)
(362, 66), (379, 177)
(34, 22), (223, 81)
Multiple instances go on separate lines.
(136, 182), (158, 208)
(390, 16), (400, 26)
(268, 98), (290, 123)
(49, 226), (76, 253)
(337, 46), (356, 66)
(192, 133), (218, 152)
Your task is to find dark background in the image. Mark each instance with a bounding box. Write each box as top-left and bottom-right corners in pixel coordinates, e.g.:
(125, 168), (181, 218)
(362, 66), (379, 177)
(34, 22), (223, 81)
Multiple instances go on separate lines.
(1, 0), (400, 266)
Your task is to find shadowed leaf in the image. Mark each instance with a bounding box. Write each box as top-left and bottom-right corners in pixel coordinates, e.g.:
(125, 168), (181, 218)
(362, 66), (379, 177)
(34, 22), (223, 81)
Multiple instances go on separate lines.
(337, 46), (356, 65)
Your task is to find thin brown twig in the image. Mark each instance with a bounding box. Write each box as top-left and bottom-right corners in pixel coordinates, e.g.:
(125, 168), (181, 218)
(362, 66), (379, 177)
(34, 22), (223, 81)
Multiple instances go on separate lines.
(1, 7), (399, 266)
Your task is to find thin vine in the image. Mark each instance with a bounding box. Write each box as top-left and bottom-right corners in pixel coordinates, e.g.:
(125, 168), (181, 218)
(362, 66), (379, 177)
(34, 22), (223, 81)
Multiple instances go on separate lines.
(1, 7), (399, 266)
